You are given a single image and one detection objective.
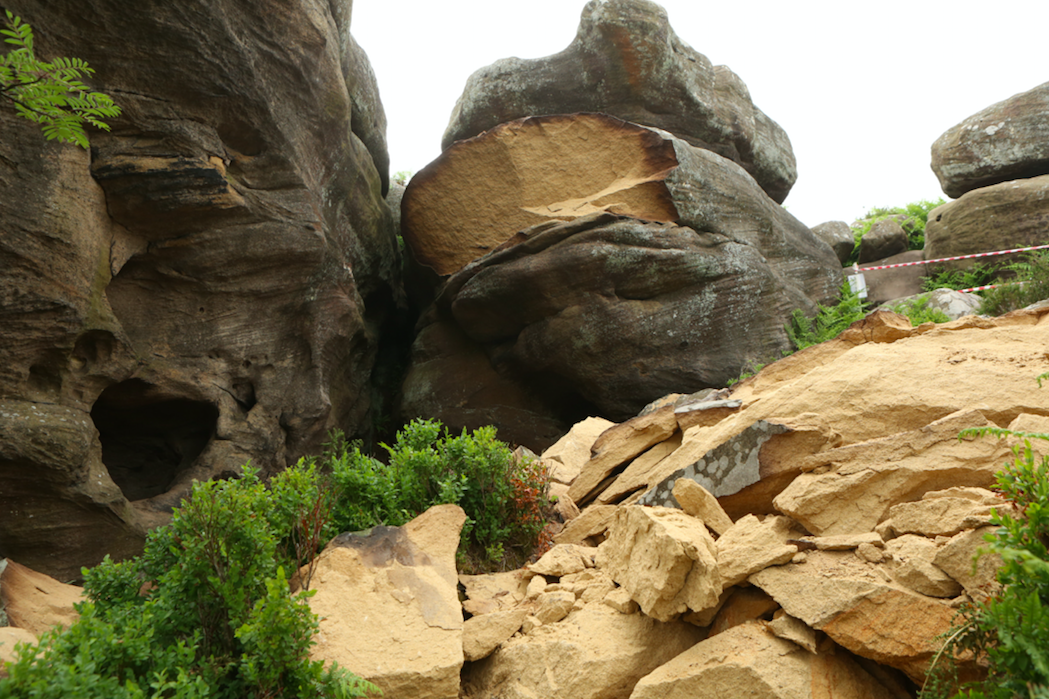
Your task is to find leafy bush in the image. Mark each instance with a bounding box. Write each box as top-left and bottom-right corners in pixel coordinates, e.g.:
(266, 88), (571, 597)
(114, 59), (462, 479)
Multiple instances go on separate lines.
(786, 281), (867, 350)
(325, 419), (551, 572)
(1, 11), (120, 147)
(845, 198), (945, 266)
(0, 465), (377, 699)
(922, 375), (1049, 699)
(978, 250), (1049, 317)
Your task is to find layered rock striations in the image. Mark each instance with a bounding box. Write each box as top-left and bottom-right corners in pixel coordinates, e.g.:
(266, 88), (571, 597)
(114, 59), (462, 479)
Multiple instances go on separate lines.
(0, 0), (400, 579)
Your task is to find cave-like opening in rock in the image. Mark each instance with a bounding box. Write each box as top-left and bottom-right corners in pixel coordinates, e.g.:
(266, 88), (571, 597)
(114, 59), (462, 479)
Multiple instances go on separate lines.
(90, 379), (218, 502)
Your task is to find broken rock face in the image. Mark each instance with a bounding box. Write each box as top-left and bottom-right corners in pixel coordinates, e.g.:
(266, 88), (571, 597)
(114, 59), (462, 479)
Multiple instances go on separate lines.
(442, 0), (797, 202)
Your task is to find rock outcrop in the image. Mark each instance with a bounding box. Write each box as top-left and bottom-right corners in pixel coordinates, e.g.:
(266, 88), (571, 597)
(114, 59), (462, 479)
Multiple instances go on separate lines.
(0, 0), (399, 579)
(931, 81), (1049, 198)
(399, 114), (841, 440)
(442, 0), (797, 203)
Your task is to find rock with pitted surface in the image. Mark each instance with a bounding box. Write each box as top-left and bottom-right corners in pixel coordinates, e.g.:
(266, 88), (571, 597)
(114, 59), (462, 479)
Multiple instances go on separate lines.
(442, 0), (797, 203)
(931, 81), (1049, 198)
(0, 0), (400, 578)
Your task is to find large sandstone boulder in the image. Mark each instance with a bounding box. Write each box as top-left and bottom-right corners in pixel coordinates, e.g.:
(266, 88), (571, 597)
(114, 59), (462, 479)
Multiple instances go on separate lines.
(579, 309), (1049, 511)
(442, 0), (797, 203)
(0, 560), (83, 636)
(307, 505), (466, 699)
(461, 604), (704, 699)
(931, 81), (1049, 198)
(923, 174), (1049, 266)
(0, 0), (400, 578)
(629, 621), (900, 699)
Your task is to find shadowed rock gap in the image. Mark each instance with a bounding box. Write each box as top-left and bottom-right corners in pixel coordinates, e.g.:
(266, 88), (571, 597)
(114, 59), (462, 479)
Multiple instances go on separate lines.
(90, 379), (218, 502)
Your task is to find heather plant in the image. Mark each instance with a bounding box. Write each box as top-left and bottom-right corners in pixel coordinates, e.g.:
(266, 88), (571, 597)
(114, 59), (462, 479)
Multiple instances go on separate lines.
(921, 373), (1049, 699)
(0, 464), (376, 699)
(1, 11), (120, 147)
(325, 419), (551, 572)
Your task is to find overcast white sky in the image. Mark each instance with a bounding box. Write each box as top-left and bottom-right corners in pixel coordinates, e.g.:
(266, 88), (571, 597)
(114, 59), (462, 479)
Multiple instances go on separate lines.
(352, 0), (1048, 228)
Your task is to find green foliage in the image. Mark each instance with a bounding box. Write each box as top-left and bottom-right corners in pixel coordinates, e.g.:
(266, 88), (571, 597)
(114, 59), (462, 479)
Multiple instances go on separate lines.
(921, 263), (1000, 294)
(0, 464), (377, 699)
(978, 250), (1049, 317)
(325, 419), (551, 572)
(786, 280), (868, 351)
(392, 170), (413, 186)
(884, 294), (951, 326)
(922, 378), (1049, 699)
(845, 198), (945, 266)
(1, 11), (121, 147)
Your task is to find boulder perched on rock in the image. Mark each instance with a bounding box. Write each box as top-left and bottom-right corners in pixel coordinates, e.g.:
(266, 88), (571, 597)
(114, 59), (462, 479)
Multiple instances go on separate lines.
(0, 0), (399, 578)
(931, 81), (1049, 198)
(923, 175), (1049, 264)
(307, 506), (466, 699)
(442, 0), (796, 203)
(399, 113), (840, 441)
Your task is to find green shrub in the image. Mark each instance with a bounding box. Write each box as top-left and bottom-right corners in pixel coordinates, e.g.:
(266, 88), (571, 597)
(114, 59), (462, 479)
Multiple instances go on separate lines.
(0, 464), (377, 699)
(978, 250), (1049, 317)
(922, 374), (1049, 699)
(786, 281), (867, 351)
(884, 294), (951, 326)
(1, 11), (121, 147)
(325, 419), (551, 573)
(921, 263), (1000, 294)
(845, 198), (945, 266)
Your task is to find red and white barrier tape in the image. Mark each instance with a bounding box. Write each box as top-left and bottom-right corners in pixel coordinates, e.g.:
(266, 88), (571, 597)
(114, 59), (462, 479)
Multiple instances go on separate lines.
(852, 243), (1049, 273)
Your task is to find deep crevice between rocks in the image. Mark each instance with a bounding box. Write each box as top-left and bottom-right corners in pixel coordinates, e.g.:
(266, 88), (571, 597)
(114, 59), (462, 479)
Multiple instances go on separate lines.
(90, 379), (218, 502)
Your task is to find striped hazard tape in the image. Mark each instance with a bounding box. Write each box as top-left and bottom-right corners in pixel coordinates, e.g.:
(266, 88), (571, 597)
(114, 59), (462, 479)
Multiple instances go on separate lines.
(852, 243), (1049, 273)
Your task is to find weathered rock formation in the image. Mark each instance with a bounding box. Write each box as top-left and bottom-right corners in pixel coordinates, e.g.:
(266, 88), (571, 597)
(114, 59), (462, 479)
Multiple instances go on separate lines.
(925, 81), (1049, 272)
(924, 174), (1049, 263)
(931, 81), (1049, 198)
(442, 0), (797, 203)
(399, 114), (841, 443)
(0, 0), (399, 579)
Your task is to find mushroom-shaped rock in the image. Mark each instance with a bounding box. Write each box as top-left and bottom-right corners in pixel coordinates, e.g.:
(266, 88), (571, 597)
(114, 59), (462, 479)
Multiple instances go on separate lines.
(443, 0), (797, 202)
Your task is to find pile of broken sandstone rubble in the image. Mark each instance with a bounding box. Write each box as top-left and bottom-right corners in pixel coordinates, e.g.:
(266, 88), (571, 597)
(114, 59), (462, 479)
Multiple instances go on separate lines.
(4, 307), (1049, 697)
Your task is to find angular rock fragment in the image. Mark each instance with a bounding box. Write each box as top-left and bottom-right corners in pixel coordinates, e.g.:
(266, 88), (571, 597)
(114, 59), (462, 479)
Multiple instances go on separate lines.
(773, 410), (1013, 536)
(462, 604), (704, 699)
(671, 478), (735, 536)
(629, 621), (899, 699)
(716, 514), (799, 587)
(933, 527), (1003, 602)
(0, 560), (83, 636)
(884, 535), (961, 599)
(307, 506), (466, 699)
(596, 506), (721, 621)
(541, 416), (617, 485)
(750, 550), (960, 682)
(462, 609), (528, 662)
